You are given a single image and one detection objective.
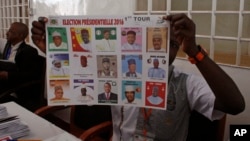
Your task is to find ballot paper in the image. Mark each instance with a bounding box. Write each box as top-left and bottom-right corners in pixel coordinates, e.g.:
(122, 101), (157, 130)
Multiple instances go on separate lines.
(46, 15), (170, 110)
(0, 106), (30, 139)
(0, 106), (8, 119)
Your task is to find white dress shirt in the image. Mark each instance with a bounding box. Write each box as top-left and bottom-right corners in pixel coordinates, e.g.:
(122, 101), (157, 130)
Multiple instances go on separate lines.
(8, 41), (22, 63)
(96, 39), (115, 51)
(80, 42), (92, 52)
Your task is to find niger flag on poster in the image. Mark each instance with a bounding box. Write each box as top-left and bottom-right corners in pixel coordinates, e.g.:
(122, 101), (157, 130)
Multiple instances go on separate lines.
(70, 27), (91, 52)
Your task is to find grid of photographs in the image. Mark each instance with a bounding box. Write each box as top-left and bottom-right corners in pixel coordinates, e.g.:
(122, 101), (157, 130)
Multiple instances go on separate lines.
(46, 15), (170, 110)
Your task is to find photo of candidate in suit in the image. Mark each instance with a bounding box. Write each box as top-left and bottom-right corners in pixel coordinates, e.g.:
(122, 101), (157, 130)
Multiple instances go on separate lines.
(123, 85), (140, 104)
(148, 33), (166, 52)
(80, 29), (92, 52)
(49, 31), (68, 50)
(148, 58), (166, 78)
(121, 30), (141, 51)
(122, 58), (142, 78)
(98, 82), (118, 103)
(147, 86), (163, 105)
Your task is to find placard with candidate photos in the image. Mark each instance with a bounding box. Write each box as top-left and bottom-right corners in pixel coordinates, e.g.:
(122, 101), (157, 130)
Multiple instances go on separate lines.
(46, 15), (170, 109)
(72, 79), (95, 104)
(121, 80), (142, 106)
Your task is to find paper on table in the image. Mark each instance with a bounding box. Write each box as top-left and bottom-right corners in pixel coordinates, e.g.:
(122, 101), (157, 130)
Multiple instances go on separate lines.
(43, 132), (81, 141)
(0, 119), (30, 139)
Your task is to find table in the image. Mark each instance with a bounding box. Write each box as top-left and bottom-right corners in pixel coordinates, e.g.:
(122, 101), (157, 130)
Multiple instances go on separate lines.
(1, 101), (81, 141)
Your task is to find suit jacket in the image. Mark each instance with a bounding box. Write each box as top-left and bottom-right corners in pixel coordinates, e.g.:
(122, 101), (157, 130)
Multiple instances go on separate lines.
(1, 41), (44, 84)
(0, 41), (45, 110)
(98, 92), (118, 103)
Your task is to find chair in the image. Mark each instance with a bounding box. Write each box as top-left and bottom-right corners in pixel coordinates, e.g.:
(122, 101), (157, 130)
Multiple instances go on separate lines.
(35, 105), (112, 141)
(80, 110), (227, 141)
(0, 55), (46, 112)
(79, 121), (112, 141)
(186, 110), (227, 141)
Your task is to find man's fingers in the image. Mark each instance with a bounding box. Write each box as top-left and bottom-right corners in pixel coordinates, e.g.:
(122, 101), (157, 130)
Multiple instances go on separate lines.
(31, 27), (44, 36)
(38, 17), (48, 23)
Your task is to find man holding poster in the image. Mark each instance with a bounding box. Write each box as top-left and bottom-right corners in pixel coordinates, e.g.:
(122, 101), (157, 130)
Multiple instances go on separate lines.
(31, 13), (245, 141)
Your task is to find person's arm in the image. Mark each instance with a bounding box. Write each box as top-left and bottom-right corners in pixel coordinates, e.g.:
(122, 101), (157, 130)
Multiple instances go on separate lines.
(31, 17), (48, 54)
(165, 13), (245, 115)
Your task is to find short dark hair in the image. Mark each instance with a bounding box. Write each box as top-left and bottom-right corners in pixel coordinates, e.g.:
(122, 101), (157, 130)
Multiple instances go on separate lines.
(103, 29), (110, 34)
(81, 29), (89, 34)
(12, 22), (29, 39)
(126, 30), (136, 36)
(104, 82), (111, 87)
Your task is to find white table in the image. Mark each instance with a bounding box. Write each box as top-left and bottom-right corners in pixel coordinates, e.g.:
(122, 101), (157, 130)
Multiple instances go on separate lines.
(1, 101), (81, 141)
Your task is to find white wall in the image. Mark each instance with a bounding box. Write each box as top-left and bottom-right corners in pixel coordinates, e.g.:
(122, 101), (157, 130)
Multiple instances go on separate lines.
(174, 59), (250, 141)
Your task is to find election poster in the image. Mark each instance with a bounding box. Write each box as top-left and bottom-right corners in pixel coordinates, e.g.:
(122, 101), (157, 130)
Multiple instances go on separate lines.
(46, 15), (170, 110)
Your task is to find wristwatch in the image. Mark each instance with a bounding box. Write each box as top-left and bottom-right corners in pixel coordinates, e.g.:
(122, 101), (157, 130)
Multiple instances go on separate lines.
(188, 45), (208, 64)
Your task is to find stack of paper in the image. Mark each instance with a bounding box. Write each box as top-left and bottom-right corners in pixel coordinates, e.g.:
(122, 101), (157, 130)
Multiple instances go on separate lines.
(0, 106), (30, 139)
(0, 106), (8, 119)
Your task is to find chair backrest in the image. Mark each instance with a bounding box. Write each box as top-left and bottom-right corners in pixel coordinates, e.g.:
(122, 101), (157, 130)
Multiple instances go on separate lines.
(72, 105), (112, 129)
(187, 110), (226, 141)
(14, 55), (46, 111)
(71, 105), (112, 139)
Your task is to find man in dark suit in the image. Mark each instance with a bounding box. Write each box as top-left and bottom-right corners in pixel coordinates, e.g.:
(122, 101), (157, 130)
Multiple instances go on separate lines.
(0, 22), (45, 111)
(98, 82), (118, 103)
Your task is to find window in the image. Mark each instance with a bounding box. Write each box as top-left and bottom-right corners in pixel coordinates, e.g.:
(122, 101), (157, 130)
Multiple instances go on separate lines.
(0, 0), (29, 39)
(135, 0), (250, 68)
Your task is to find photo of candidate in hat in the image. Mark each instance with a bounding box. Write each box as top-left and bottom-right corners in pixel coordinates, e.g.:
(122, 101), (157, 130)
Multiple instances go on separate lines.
(50, 85), (70, 102)
(49, 30), (68, 50)
(148, 32), (166, 52)
(122, 58), (142, 78)
(148, 58), (166, 79)
(147, 86), (164, 105)
(50, 59), (69, 77)
(98, 57), (116, 77)
(122, 85), (141, 104)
